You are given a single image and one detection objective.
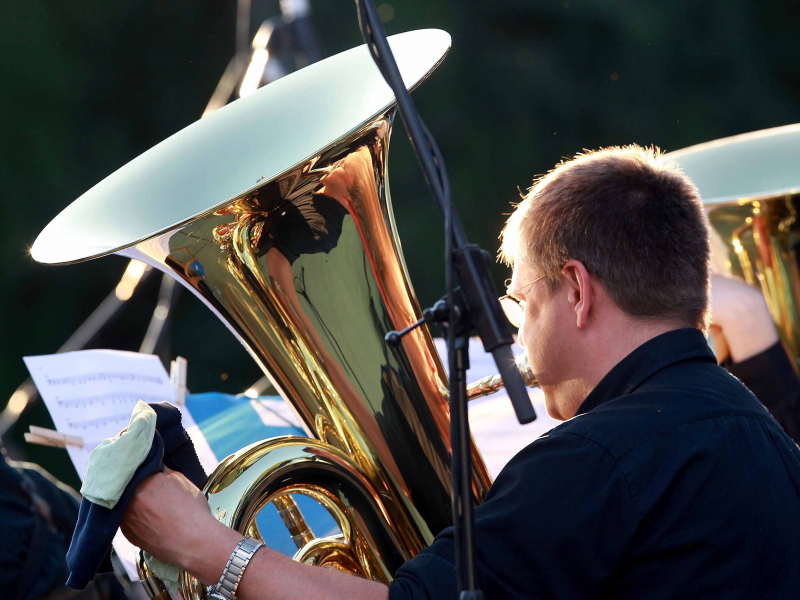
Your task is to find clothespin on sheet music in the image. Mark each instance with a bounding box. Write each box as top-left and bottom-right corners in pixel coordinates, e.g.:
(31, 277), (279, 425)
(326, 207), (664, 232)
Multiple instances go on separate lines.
(24, 425), (84, 448)
(170, 356), (188, 405)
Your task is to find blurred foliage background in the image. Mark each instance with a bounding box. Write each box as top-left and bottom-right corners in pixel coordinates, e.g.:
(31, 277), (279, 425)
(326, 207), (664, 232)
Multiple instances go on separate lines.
(2, 0), (800, 487)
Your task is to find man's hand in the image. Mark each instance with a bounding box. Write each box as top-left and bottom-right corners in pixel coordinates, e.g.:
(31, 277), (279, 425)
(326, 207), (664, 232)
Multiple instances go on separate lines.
(120, 467), (230, 579)
(121, 468), (389, 599)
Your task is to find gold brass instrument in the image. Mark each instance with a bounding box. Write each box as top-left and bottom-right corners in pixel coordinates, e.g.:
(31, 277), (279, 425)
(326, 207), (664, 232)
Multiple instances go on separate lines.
(467, 353), (537, 400)
(668, 124), (800, 364)
(32, 30), (536, 597)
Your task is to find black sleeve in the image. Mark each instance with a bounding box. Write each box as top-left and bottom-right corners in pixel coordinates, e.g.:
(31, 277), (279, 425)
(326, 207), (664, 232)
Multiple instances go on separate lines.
(388, 432), (639, 599)
(725, 341), (800, 444)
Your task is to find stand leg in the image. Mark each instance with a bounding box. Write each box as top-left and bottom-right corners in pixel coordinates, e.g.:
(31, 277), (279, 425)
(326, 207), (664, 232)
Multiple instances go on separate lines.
(450, 334), (484, 599)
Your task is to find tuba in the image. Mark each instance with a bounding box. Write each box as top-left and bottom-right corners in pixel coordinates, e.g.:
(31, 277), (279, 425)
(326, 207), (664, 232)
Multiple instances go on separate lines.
(33, 30), (518, 597)
(668, 124), (800, 365)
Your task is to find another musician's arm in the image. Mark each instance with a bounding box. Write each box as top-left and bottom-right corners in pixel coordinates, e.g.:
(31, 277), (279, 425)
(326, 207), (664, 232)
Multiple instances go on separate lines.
(709, 274), (800, 442)
(708, 274), (778, 363)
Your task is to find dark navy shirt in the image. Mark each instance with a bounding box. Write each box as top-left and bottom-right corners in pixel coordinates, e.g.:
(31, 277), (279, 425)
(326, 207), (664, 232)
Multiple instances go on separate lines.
(389, 328), (800, 599)
(726, 340), (800, 444)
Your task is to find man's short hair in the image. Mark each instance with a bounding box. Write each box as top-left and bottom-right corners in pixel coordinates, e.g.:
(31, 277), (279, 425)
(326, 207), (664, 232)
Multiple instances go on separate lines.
(500, 145), (710, 331)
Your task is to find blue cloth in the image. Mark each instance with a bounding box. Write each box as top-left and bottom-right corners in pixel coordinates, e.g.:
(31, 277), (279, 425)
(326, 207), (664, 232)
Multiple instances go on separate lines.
(186, 393), (338, 557)
(65, 402), (206, 590)
(186, 393), (303, 459)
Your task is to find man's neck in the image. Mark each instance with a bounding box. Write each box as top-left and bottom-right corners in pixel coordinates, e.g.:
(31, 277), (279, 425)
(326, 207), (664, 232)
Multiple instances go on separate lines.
(548, 318), (689, 420)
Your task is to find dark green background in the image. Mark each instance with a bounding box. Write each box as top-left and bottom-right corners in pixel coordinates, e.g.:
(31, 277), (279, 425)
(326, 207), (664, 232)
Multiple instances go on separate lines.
(3, 0), (800, 486)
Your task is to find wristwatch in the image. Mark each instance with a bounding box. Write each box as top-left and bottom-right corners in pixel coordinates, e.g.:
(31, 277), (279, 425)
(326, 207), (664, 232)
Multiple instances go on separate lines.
(207, 536), (265, 600)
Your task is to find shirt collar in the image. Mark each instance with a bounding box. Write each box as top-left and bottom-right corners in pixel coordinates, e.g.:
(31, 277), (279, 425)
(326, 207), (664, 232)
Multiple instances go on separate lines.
(575, 328), (717, 417)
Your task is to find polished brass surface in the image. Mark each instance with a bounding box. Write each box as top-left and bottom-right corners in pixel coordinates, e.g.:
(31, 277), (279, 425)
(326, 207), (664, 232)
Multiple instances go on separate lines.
(33, 29), (507, 597)
(187, 436), (406, 591)
(667, 126), (800, 366)
(466, 353), (538, 401)
(136, 551), (171, 600)
(706, 194), (800, 362)
(272, 494), (316, 550)
(295, 535), (364, 576)
(121, 114), (491, 596)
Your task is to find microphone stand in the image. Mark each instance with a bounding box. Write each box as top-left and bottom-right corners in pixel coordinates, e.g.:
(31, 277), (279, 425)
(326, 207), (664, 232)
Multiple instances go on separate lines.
(356, 2), (537, 597)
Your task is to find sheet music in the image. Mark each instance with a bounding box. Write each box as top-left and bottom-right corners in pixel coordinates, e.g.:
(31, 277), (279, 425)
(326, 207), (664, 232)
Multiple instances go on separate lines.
(23, 349), (220, 585)
(24, 351), (175, 478)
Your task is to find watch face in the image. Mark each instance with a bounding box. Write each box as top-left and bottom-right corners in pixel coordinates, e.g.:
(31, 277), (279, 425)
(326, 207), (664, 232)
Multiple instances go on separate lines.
(207, 588), (228, 600)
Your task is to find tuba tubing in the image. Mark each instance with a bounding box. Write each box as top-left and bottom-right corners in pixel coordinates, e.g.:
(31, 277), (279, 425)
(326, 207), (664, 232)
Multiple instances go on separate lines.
(465, 353), (538, 401)
(120, 111), (495, 596)
(194, 437), (410, 585)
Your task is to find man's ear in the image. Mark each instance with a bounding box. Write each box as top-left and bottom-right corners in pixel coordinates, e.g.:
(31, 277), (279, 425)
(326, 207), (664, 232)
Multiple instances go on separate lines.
(562, 259), (593, 329)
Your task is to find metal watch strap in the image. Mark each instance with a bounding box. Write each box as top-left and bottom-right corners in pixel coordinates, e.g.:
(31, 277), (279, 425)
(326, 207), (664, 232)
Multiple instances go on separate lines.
(207, 536), (264, 600)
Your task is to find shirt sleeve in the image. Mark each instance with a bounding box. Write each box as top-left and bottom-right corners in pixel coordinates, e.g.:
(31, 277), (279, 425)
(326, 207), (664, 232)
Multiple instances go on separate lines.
(726, 341), (800, 444)
(0, 459), (77, 597)
(388, 431), (639, 599)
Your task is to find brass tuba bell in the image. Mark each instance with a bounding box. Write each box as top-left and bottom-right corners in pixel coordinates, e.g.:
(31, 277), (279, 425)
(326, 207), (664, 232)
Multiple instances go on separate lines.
(668, 124), (800, 365)
(32, 30), (501, 597)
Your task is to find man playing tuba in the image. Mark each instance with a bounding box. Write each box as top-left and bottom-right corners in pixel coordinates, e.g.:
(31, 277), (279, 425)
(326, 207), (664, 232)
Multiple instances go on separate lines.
(121, 145), (800, 599)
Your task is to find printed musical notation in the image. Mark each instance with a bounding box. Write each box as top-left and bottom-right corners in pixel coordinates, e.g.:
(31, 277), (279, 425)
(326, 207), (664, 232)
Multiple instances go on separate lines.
(66, 413), (131, 431)
(23, 348), (218, 586)
(57, 393), (171, 409)
(47, 372), (164, 386)
(23, 349), (180, 480)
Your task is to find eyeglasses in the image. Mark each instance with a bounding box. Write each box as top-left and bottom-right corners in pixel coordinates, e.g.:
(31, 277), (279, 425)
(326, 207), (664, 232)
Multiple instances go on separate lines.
(498, 273), (548, 329)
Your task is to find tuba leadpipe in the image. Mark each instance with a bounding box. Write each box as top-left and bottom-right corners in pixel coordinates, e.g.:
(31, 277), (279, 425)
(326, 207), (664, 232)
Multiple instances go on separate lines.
(465, 353), (538, 400)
